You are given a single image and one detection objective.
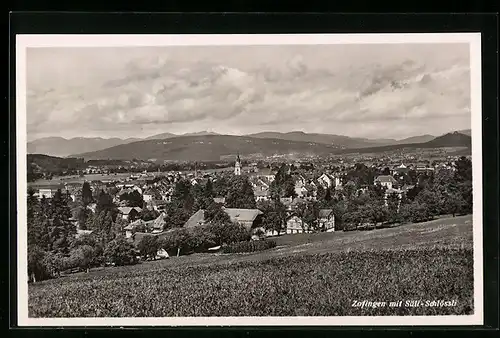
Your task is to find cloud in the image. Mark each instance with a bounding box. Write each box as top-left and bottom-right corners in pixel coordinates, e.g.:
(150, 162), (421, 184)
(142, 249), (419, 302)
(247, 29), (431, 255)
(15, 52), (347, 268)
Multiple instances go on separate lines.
(26, 45), (472, 140)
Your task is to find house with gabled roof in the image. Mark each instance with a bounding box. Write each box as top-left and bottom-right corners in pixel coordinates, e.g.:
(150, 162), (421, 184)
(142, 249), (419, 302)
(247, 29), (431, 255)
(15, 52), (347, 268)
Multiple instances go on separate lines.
(117, 206), (142, 220)
(224, 208), (264, 230)
(183, 207), (263, 231)
(374, 175), (398, 190)
(318, 209), (335, 232)
(184, 209), (206, 228)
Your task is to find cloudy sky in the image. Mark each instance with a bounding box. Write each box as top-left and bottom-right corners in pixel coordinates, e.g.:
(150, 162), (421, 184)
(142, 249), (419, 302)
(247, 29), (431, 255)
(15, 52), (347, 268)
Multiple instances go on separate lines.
(26, 43), (471, 141)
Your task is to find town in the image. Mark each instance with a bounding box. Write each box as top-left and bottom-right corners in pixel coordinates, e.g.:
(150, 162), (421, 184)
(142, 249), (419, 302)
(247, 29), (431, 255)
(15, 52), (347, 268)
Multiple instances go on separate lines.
(27, 150), (473, 282)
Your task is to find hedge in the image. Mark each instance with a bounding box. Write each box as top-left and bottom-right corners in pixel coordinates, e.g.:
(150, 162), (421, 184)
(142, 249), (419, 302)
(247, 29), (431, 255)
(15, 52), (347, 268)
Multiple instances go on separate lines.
(221, 239), (277, 254)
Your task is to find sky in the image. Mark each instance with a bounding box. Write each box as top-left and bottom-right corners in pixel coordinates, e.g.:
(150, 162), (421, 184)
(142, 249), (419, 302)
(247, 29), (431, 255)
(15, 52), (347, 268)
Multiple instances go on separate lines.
(26, 43), (471, 141)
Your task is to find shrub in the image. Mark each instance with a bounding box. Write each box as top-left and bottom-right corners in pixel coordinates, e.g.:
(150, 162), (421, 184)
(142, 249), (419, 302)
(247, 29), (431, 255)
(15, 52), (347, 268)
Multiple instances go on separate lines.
(28, 245), (51, 282)
(104, 238), (138, 266)
(221, 239), (277, 254)
(207, 221), (251, 246)
(137, 235), (160, 260)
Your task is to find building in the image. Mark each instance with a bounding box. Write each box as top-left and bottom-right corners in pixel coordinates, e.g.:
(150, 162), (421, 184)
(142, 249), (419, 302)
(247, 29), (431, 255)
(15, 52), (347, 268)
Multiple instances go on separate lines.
(317, 173), (334, 188)
(213, 197), (226, 205)
(38, 188), (54, 199)
(224, 208), (264, 230)
(254, 188), (270, 202)
(117, 206), (142, 221)
(285, 215), (310, 234)
(184, 209), (206, 228)
(392, 163), (409, 176)
(184, 208), (264, 231)
(318, 209), (335, 232)
(374, 175), (398, 189)
(234, 154), (241, 176)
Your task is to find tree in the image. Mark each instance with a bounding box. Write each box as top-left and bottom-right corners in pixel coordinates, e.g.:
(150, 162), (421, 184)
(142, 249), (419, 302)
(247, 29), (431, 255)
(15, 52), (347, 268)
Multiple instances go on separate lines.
(204, 202), (230, 224)
(225, 176), (256, 209)
(28, 245), (49, 283)
(163, 204), (191, 230)
(258, 200), (285, 235)
(172, 179), (195, 211)
(141, 208), (159, 222)
(283, 179), (297, 199)
(455, 156), (472, 183)
(359, 198), (388, 228)
(70, 245), (96, 273)
(204, 179), (214, 198)
(406, 185), (422, 201)
(120, 190), (144, 208)
(386, 192), (401, 223)
(292, 200), (309, 231)
(303, 201), (320, 231)
(415, 187), (442, 217)
(96, 190), (115, 213)
(47, 189), (76, 255)
(137, 235), (160, 260)
(82, 181), (93, 206)
(213, 176), (230, 197)
(104, 238), (138, 266)
(445, 191), (467, 217)
(331, 199), (348, 231)
(207, 221), (250, 246)
(316, 185), (325, 202)
(192, 183), (213, 211)
(27, 188), (42, 246)
(77, 206), (92, 230)
(399, 201), (433, 223)
(187, 225), (217, 252)
(161, 228), (191, 257)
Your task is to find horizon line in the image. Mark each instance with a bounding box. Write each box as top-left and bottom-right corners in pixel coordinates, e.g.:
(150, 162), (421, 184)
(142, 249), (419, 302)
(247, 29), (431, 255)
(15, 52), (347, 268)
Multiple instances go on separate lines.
(28, 128), (471, 143)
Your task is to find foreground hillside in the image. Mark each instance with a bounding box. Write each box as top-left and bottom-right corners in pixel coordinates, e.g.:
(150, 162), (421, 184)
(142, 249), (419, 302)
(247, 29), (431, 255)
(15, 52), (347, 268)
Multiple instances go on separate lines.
(28, 215), (473, 317)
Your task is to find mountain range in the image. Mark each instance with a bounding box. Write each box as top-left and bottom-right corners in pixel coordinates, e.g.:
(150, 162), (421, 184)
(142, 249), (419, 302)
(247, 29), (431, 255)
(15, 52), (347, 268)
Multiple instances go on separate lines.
(29, 129), (463, 158)
(68, 131), (471, 162)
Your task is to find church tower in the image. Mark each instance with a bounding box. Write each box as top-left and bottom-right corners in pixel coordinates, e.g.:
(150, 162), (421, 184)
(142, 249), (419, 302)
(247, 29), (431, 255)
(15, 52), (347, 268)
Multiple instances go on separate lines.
(234, 153), (241, 176)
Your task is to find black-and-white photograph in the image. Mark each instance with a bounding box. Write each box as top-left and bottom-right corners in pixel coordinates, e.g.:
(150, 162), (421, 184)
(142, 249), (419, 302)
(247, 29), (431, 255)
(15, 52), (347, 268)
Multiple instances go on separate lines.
(16, 33), (483, 326)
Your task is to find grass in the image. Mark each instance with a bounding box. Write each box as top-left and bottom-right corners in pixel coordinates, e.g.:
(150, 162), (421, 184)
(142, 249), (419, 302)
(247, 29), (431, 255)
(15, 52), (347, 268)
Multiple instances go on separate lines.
(28, 214), (474, 317)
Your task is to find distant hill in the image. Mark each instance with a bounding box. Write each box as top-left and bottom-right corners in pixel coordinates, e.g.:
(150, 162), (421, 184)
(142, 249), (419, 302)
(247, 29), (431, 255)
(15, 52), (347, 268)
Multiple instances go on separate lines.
(337, 132), (471, 155)
(145, 132), (177, 140)
(247, 131), (388, 148)
(182, 131), (220, 137)
(456, 129), (471, 136)
(27, 137), (141, 157)
(396, 134), (436, 144)
(246, 131), (436, 148)
(71, 135), (340, 161)
(28, 154), (86, 172)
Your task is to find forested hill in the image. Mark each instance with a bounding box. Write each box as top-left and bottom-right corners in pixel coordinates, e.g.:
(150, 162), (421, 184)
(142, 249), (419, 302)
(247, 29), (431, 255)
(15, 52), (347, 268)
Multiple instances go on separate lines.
(71, 135), (341, 161)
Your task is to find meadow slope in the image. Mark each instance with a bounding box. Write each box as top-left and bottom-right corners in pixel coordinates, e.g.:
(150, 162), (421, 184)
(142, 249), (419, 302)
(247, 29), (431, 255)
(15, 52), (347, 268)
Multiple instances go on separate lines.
(28, 215), (474, 317)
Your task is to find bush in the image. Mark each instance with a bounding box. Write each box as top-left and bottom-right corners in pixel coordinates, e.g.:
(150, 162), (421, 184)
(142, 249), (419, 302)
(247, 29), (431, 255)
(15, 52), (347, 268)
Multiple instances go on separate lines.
(207, 221), (251, 246)
(221, 239), (277, 254)
(400, 202), (434, 224)
(28, 246), (52, 282)
(104, 238), (138, 266)
(137, 235), (160, 260)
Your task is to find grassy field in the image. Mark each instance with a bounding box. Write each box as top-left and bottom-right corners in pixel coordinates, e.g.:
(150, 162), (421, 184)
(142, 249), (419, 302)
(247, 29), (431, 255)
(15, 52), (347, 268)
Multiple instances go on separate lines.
(28, 214), (474, 317)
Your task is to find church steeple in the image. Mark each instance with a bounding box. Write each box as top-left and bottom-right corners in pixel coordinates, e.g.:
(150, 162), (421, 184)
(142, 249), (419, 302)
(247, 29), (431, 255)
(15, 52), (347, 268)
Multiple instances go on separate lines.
(234, 153), (241, 176)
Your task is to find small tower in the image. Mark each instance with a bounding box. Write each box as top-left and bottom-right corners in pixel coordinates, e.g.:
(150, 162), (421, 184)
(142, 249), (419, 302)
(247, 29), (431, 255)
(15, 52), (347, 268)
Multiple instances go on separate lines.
(234, 153), (241, 176)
